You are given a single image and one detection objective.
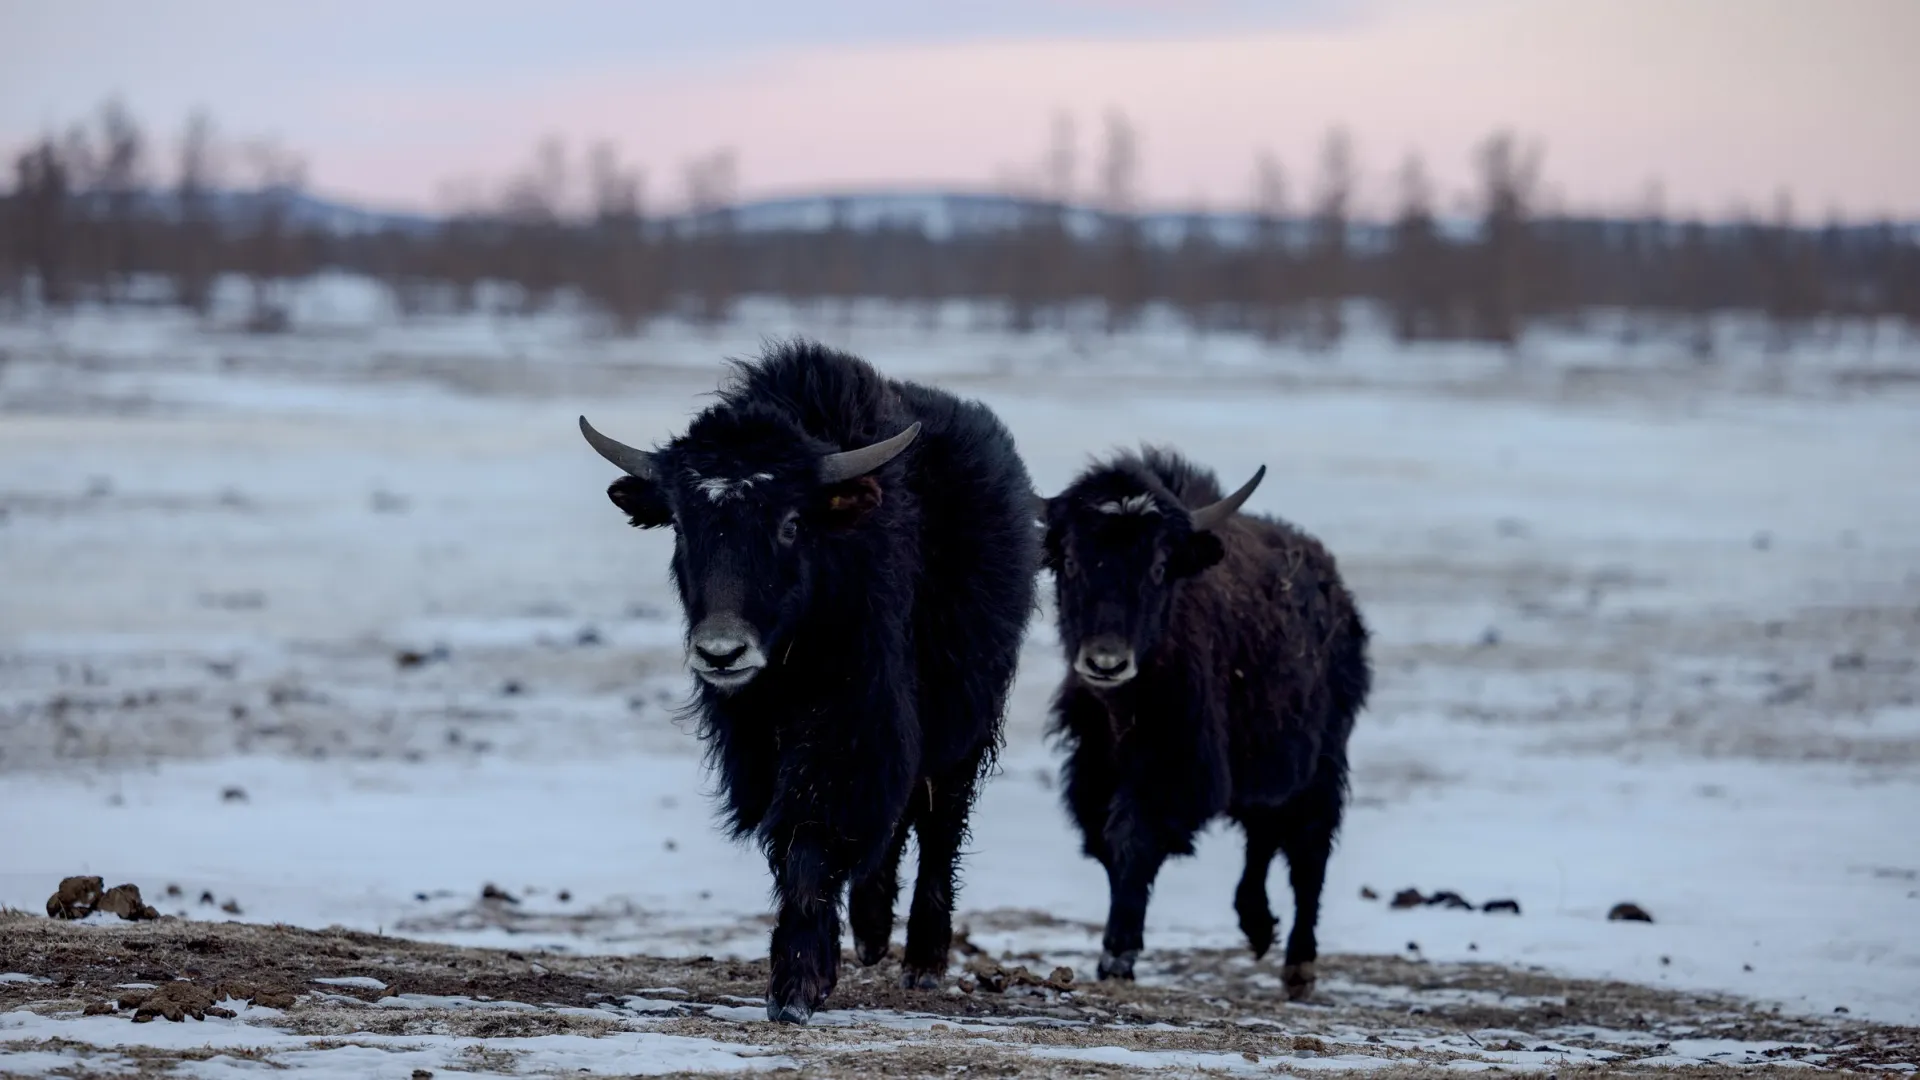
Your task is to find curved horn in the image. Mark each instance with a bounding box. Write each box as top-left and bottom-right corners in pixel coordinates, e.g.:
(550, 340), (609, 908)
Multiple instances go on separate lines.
(1188, 465), (1266, 531)
(579, 416), (657, 480)
(818, 421), (921, 484)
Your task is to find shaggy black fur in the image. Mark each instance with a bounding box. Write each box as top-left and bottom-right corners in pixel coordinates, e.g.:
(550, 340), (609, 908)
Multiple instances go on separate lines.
(589, 339), (1039, 1023)
(1040, 447), (1370, 1000)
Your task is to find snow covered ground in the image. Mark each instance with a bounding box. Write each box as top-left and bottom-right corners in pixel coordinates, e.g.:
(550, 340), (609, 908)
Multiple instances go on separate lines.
(2, 288), (1918, 1074)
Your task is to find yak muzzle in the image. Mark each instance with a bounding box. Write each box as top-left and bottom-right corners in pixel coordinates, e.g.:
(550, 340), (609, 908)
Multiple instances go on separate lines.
(688, 614), (767, 692)
(1074, 637), (1137, 688)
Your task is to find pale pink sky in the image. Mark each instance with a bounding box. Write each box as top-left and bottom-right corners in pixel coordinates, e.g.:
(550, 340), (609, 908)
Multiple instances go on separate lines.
(4, 0), (1916, 218)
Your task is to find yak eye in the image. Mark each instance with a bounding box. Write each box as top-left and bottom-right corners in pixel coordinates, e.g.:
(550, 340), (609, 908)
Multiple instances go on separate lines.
(1063, 552), (1078, 578)
(778, 511), (800, 545)
(1150, 557), (1166, 585)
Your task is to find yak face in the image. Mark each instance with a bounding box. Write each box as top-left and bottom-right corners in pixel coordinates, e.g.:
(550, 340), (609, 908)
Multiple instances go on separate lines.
(1042, 464), (1265, 690)
(581, 408), (918, 694)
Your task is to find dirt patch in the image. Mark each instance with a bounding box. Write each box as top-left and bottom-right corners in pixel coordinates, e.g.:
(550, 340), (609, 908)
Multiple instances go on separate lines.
(1, 913), (1913, 1076)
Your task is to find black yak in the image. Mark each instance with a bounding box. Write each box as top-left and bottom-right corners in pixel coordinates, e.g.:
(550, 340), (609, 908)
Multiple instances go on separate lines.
(1038, 447), (1370, 1000)
(579, 340), (1039, 1023)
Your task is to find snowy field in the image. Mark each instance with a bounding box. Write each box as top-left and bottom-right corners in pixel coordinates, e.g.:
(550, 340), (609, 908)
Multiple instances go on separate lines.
(2, 282), (1918, 1076)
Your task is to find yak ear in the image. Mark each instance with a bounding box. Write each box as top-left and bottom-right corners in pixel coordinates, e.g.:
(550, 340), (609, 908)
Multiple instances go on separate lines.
(607, 475), (672, 529)
(821, 475), (884, 529)
(1170, 529), (1226, 579)
(1038, 496), (1066, 572)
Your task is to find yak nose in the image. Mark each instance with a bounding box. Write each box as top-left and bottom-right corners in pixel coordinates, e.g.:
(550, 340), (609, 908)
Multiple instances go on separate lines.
(693, 638), (750, 670)
(1076, 640), (1137, 684)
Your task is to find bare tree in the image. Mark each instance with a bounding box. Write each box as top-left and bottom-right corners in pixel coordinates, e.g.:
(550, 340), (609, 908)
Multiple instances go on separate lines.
(1303, 128), (1355, 351)
(682, 147), (739, 329)
(239, 138), (308, 332)
(588, 141), (655, 334)
(1759, 190), (1819, 353)
(14, 140), (74, 307)
(95, 99), (147, 305)
(1386, 153), (1446, 343)
(1469, 131), (1541, 348)
(1098, 110), (1148, 334)
(1249, 151), (1294, 343)
(1173, 205), (1218, 340)
(500, 136), (572, 314)
(173, 112), (221, 316)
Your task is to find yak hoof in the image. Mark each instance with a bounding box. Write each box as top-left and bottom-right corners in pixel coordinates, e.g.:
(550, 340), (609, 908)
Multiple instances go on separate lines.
(766, 995), (815, 1025)
(1097, 949), (1139, 981)
(1242, 914), (1278, 959)
(1281, 962), (1317, 1002)
(854, 938), (890, 968)
(899, 966), (942, 991)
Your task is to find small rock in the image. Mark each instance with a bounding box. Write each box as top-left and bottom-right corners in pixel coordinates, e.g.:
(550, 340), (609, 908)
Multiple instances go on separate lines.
(956, 974), (976, 995)
(1743, 963), (1753, 972)
(1390, 888), (1425, 909)
(1660, 955), (1671, 966)
(1048, 966), (1075, 988)
(414, 892), (429, 902)
(1835, 1006), (1849, 1015)
(1426, 890), (1473, 910)
(1468, 942), (1478, 951)
(126, 982), (219, 1023)
(1482, 898), (1522, 915)
(557, 890), (571, 903)
(83, 1000), (116, 1016)
(221, 786), (248, 803)
(966, 956), (1011, 993)
(96, 884), (160, 921)
(575, 627), (602, 647)
(164, 884), (183, 899)
(664, 839), (677, 852)
(47, 875), (105, 919)
(220, 899), (242, 915)
(1479, 627), (1502, 648)
(1359, 886), (1379, 901)
(481, 883), (519, 905)
(412, 1071), (434, 1080)
(199, 891), (217, 906)
(1405, 941), (1420, 952)
(500, 680), (524, 696)
(1607, 902), (1654, 923)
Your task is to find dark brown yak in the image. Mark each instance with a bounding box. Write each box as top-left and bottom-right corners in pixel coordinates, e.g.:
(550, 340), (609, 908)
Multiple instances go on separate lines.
(1038, 446), (1371, 999)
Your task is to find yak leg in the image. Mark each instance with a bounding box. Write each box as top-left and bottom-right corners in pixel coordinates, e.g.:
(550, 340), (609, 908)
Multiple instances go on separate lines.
(766, 836), (848, 1024)
(1097, 814), (1169, 981)
(900, 756), (984, 989)
(1274, 771), (1345, 1002)
(849, 813), (915, 967)
(1233, 811), (1284, 960)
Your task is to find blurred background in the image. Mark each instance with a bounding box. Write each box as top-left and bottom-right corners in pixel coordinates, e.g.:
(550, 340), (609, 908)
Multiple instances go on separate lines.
(2, 0), (1918, 1058)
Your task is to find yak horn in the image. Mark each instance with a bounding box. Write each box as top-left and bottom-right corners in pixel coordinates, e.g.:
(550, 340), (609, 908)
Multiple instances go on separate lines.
(1188, 465), (1266, 531)
(579, 416), (657, 480)
(819, 422), (921, 484)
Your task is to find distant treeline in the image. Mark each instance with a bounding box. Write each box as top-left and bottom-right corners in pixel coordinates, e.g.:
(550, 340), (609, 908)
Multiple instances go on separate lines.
(4, 102), (1918, 354)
